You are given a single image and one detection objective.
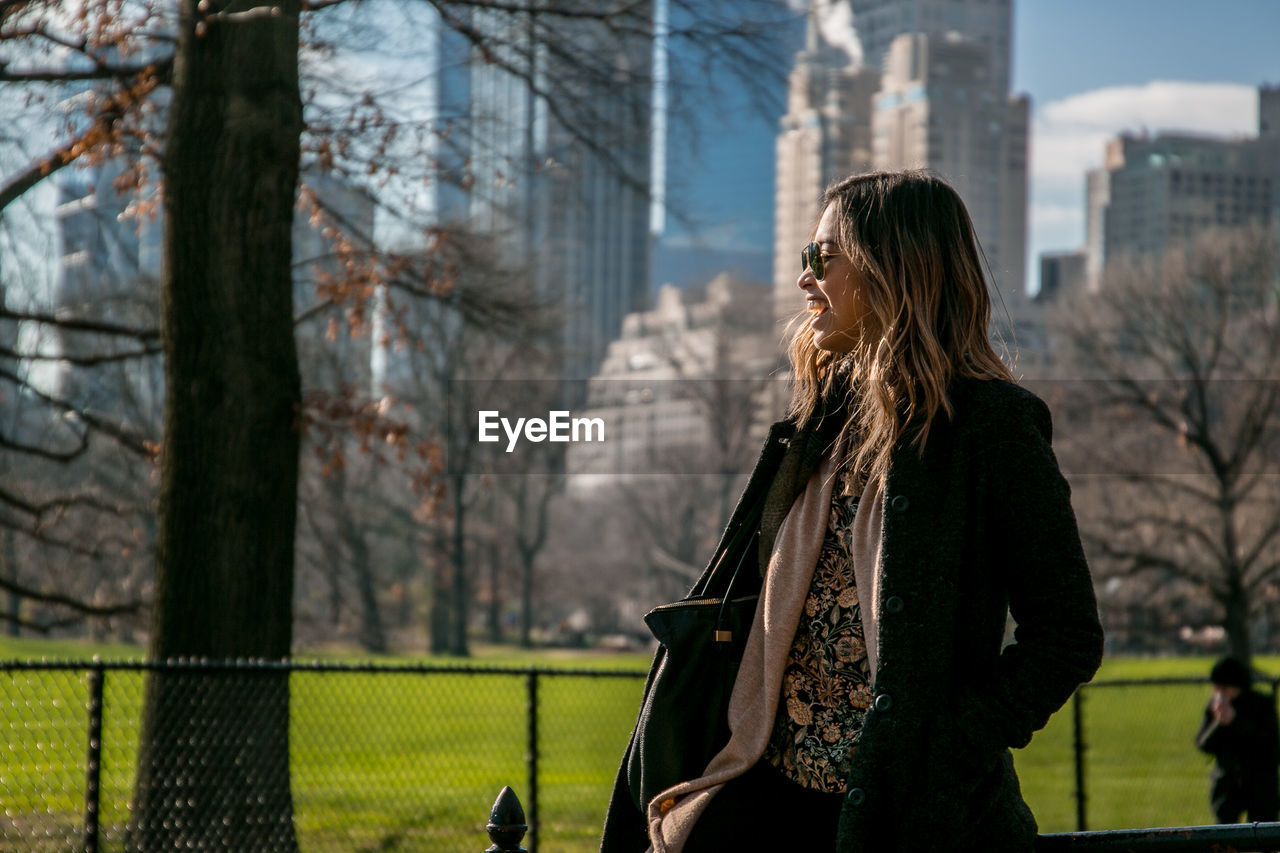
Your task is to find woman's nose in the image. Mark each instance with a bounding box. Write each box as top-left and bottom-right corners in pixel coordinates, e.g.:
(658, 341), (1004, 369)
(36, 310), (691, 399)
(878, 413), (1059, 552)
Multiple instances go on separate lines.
(797, 267), (817, 290)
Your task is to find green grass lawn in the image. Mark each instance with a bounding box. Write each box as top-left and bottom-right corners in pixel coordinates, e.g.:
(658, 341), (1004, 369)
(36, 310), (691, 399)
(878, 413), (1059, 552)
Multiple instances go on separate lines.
(1017, 654), (1280, 834)
(3, 638), (1277, 851)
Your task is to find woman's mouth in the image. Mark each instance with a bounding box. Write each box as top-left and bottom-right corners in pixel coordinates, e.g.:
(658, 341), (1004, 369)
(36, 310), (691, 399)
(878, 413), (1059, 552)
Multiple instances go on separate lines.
(807, 300), (828, 328)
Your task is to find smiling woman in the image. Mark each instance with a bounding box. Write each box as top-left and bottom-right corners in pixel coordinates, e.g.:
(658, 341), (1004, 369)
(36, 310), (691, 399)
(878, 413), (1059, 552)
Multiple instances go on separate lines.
(602, 170), (1104, 853)
(798, 205), (877, 355)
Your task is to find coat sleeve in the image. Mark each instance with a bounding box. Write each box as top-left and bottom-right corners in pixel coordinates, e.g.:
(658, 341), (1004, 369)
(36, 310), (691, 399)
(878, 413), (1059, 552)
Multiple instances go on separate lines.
(1196, 702), (1223, 754)
(953, 392), (1105, 755)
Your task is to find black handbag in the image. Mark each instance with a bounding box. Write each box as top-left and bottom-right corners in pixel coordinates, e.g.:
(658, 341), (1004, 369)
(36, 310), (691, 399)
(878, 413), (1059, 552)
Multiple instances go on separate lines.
(625, 506), (764, 811)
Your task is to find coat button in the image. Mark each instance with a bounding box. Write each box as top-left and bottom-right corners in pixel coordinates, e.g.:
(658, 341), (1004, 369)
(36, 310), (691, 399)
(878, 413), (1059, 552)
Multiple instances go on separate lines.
(846, 787), (866, 806)
(874, 692), (894, 712)
(885, 595), (904, 614)
(891, 494), (909, 512)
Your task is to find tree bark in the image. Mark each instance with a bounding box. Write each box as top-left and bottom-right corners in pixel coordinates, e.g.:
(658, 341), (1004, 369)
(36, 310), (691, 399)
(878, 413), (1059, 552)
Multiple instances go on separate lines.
(1220, 486), (1251, 665)
(3, 530), (18, 637)
(429, 552), (451, 654)
(1223, 576), (1251, 667)
(487, 536), (502, 644)
(129, 0), (303, 848)
(449, 471), (470, 656)
(326, 463), (387, 652)
(345, 513), (387, 653)
(519, 548), (537, 648)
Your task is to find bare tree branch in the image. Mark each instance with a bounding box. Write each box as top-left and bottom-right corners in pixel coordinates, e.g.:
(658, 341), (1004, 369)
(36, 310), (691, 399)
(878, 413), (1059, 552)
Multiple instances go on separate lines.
(0, 365), (154, 457)
(0, 425), (89, 462)
(0, 306), (160, 340)
(0, 481), (144, 519)
(1054, 227), (1280, 658)
(0, 342), (161, 365)
(0, 60), (170, 213)
(0, 58), (170, 83)
(1085, 534), (1217, 589)
(1243, 515), (1280, 579)
(0, 574), (142, 617)
(0, 513), (124, 558)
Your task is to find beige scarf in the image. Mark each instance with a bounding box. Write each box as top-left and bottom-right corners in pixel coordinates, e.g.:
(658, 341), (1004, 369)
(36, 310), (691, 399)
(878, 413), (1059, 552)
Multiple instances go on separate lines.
(646, 454), (886, 853)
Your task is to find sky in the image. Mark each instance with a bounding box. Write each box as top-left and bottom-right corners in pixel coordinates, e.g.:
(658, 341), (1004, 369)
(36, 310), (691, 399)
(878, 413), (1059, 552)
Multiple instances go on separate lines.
(657, 0), (1280, 295)
(1015, 0), (1278, 287)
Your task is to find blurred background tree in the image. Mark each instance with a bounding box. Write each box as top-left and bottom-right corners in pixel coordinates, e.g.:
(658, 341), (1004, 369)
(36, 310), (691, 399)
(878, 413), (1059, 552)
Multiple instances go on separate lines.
(1050, 226), (1280, 665)
(0, 0), (788, 845)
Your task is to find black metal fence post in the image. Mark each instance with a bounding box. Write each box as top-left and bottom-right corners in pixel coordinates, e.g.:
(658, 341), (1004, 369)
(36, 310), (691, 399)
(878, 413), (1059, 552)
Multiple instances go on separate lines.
(526, 669), (539, 853)
(82, 663), (104, 853)
(1074, 687), (1087, 832)
(486, 786), (529, 853)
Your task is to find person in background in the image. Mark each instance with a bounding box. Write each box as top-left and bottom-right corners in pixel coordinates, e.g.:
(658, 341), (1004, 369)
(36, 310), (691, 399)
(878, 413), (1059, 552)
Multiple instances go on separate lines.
(1196, 655), (1280, 824)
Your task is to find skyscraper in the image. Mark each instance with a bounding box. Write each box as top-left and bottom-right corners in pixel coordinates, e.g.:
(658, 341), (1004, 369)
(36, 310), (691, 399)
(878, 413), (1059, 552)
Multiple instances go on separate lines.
(1259, 84), (1280, 141)
(1084, 114), (1279, 287)
(468, 6), (653, 382)
(872, 31), (1029, 311)
(772, 10), (880, 325)
(849, 0), (1013, 98)
(772, 0), (1029, 330)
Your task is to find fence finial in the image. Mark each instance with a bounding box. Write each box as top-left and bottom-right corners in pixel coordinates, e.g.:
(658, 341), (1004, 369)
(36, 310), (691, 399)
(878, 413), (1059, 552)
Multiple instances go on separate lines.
(486, 786), (528, 853)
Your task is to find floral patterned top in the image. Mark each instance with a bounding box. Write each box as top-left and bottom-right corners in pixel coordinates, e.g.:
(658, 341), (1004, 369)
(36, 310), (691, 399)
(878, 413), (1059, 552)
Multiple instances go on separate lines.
(763, 467), (874, 792)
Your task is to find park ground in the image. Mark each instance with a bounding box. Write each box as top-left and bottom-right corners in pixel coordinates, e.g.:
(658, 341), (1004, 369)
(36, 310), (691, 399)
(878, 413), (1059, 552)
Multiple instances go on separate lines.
(3, 638), (1277, 851)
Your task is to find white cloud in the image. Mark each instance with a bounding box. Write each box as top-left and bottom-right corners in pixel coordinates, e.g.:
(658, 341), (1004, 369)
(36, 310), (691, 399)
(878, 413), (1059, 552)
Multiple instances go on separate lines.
(786, 0), (863, 66)
(1040, 81), (1257, 134)
(1029, 203), (1083, 230)
(817, 0), (863, 66)
(1026, 81), (1259, 290)
(1030, 126), (1114, 196)
(1032, 81), (1258, 197)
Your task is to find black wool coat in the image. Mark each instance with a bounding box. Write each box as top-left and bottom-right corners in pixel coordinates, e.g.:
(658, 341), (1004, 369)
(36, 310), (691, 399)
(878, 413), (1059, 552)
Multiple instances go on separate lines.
(601, 376), (1105, 853)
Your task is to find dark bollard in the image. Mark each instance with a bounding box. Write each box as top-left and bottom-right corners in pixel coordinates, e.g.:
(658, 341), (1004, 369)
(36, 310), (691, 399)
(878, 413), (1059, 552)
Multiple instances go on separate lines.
(486, 786), (529, 853)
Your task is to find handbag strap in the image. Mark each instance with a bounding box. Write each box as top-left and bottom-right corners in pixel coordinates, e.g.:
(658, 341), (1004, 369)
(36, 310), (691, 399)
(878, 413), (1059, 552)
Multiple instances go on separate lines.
(700, 497), (765, 595)
(713, 527), (760, 644)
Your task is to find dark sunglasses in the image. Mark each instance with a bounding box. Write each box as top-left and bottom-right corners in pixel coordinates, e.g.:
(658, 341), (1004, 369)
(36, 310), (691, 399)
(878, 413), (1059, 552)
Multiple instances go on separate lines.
(801, 242), (837, 281)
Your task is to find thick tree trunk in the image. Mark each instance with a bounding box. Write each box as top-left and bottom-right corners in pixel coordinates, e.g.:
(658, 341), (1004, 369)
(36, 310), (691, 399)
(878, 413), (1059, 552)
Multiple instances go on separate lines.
(328, 465), (387, 652)
(129, 0), (303, 849)
(450, 474), (470, 656)
(1220, 492), (1252, 667)
(3, 529), (18, 637)
(1223, 582), (1252, 667)
(429, 555), (451, 653)
(347, 521), (387, 653)
(487, 538), (502, 644)
(519, 549), (534, 648)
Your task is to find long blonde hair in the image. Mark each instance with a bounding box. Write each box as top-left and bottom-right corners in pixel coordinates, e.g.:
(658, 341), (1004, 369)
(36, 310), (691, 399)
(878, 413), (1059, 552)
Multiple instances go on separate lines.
(785, 170), (1014, 487)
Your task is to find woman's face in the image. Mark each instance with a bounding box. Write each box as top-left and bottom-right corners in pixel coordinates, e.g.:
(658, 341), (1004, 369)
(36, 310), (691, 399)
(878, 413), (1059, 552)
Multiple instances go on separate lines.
(798, 204), (875, 353)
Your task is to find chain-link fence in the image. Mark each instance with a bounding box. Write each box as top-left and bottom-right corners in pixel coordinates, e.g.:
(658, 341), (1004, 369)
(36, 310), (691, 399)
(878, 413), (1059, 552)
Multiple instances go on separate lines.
(2, 661), (1273, 852)
(1045, 678), (1280, 834)
(0, 660), (645, 853)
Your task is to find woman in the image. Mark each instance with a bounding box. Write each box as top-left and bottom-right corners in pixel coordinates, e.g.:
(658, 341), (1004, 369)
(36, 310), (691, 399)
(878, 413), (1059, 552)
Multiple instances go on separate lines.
(601, 170), (1104, 853)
